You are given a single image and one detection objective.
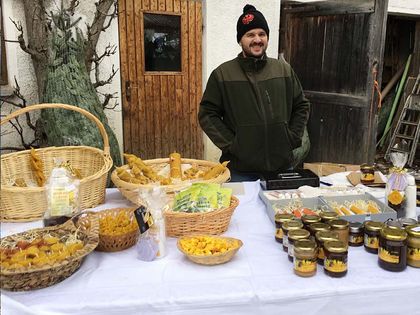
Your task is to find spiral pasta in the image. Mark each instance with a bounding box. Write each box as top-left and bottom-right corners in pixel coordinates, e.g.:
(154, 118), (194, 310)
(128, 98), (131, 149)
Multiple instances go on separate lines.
(30, 148), (46, 187)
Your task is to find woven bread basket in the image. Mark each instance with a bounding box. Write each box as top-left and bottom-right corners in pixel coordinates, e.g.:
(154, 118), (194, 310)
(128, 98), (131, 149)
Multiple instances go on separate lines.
(1, 103), (113, 222)
(165, 196), (239, 238)
(177, 235), (243, 265)
(111, 158), (231, 206)
(96, 208), (140, 252)
(0, 212), (99, 291)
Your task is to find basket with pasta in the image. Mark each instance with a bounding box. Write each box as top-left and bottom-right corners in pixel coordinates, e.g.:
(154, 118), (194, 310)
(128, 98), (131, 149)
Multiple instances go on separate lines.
(111, 152), (231, 206)
(0, 103), (113, 222)
(0, 212), (99, 291)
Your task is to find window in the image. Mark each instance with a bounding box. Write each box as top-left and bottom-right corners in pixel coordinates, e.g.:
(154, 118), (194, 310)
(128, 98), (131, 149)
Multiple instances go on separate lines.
(143, 13), (181, 72)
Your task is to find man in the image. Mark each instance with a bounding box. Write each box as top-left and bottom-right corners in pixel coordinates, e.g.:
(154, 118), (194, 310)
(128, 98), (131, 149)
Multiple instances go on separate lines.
(199, 4), (310, 182)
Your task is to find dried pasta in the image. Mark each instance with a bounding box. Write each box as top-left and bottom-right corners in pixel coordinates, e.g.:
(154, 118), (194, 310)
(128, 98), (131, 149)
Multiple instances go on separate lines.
(30, 148), (46, 187)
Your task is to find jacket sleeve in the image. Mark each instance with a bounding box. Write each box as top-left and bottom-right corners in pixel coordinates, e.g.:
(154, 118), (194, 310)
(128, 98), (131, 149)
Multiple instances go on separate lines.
(288, 68), (310, 149)
(198, 70), (235, 151)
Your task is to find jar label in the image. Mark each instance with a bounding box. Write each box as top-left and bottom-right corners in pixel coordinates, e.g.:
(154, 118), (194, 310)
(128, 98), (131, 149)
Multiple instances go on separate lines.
(288, 243), (294, 257)
(379, 246), (399, 264)
(413, 227), (420, 232)
(276, 229), (283, 239)
(364, 235), (379, 249)
(324, 258), (347, 273)
(408, 246), (420, 261)
(283, 234), (288, 247)
(349, 235), (363, 244)
(294, 258), (316, 273)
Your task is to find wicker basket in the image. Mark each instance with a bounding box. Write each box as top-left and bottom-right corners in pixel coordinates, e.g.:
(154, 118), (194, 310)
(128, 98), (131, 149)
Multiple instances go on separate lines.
(111, 158), (231, 206)
(0, 212), (99, 291)
(177, 235), (243, 265)
(96, 208), (140, 252)
(165, 196), (239, 238)
(1, 103), (113, 222)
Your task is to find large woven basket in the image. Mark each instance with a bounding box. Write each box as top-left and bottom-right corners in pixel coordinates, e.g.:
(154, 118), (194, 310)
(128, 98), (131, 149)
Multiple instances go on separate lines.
(111, 158), (231, 206)
(0, 212), (99, 291)
(96, 207), (140, 252)
(165, 196), (239, 237)
(1, 103), (113, 222)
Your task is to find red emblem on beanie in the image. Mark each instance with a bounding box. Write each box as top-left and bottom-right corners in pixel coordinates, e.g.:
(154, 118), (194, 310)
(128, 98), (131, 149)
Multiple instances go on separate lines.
(242, 14), (254, 25)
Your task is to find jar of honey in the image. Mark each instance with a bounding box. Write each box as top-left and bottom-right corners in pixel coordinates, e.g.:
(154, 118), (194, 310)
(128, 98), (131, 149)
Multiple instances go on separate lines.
(274, 213), (294, 243)
(360, 164), (375, 184)
(329, 219), (349, 244)
(324, 240), (348, 278)
(287, 229), (311, 262)
(319, 211), (339, 223)
(406, 224), (420, 268)
(301, 214), (321, 229)
(378, 226), (407, 271)
(315, 230), (340, 265)
(348, 222), (364, 247)
(281, 220), (304, 252)
(294, 239), (318, 277)
(364, 221), (383, 254)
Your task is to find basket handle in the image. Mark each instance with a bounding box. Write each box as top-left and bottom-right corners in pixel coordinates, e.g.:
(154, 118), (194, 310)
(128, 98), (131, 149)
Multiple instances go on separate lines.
(1, 103), (110, 155)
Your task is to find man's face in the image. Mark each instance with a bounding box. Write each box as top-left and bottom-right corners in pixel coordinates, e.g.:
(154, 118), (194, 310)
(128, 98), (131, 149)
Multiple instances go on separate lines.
(240, 28), (268, 58)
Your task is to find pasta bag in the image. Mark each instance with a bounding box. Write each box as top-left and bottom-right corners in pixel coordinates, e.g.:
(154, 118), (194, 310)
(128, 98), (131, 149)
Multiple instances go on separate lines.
(44, 159), (80, 226)
(385, 152), (409, 218)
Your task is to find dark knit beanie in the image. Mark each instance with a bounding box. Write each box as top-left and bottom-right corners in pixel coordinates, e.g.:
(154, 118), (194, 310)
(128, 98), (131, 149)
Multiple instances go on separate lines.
(236, 4), (269, 43)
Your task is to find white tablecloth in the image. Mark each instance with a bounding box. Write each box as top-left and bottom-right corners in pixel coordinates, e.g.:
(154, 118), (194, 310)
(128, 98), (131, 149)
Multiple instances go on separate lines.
(1, 181), (420, 315)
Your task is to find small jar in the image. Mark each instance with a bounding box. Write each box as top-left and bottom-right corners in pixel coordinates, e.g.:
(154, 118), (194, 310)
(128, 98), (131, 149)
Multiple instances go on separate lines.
(348, 222), (364, 247)
(329, 219), (349, 244)
(319, 211), (339, 223)
(315, 230), (340, 265)
(293, 239), (318, 277)
(324, 240), (348, 278)
(282, 220), (304, 252)
(301, 214), (321, 229)
(309, 222), (331, 236)
(287, 229), (311, 262)
(274, 213), (294, 243)
(360, 164), (375, 184)
(406, 224), (420, 268)
(398, 218), (418, 228)
(378, 226), (407, 271)
(364, 221), (383, 254)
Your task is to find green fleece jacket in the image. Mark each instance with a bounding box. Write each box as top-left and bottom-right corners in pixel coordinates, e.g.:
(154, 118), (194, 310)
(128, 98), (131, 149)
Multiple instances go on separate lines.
(199, 53), (310, 174)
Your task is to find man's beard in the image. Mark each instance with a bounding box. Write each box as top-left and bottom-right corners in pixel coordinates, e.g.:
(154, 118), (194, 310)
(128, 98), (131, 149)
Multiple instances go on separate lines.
(242, 44), (266, 58)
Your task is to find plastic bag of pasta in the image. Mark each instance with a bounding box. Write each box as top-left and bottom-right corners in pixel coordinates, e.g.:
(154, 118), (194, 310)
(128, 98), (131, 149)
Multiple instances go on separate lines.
(43, 159), (80, 226)
(385, 152), (409, 218)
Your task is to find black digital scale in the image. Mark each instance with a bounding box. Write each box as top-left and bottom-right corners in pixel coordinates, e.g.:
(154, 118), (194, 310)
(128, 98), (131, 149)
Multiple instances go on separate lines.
(260, 169), (320, 190)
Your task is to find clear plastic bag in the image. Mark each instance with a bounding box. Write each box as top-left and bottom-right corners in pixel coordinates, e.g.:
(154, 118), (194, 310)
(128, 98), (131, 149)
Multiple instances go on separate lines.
(385, 152), (409, 218)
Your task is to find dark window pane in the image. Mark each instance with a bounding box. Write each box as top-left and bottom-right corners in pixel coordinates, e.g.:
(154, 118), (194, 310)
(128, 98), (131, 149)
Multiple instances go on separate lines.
(144, 13), (181, 72)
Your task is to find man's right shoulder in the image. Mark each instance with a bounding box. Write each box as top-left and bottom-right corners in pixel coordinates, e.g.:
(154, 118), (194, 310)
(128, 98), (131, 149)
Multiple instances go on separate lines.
(212, 58), (242, 81)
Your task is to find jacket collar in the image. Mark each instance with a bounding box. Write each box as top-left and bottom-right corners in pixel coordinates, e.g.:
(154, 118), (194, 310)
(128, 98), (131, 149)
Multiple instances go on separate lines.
(237, 52), (268, 72)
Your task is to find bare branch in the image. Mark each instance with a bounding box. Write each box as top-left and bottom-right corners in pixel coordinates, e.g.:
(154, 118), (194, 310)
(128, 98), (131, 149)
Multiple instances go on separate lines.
(93, 64), (118, 88)
(9, 18), (44, 59)
(98, 91), (119, 110)
(68, 0), (80, 15)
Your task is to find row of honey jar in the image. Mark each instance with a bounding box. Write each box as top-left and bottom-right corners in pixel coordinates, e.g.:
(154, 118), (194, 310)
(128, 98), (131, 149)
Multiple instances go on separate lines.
(274, 211), (420, 275)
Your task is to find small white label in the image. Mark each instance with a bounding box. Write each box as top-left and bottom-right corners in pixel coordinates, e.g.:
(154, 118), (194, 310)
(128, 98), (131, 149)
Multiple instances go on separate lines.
(413, 226), (420, 232)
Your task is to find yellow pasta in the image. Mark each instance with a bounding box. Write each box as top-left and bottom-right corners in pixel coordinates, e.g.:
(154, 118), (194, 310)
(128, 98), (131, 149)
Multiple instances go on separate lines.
(169, 152), (182, 178)
(30, 148), (46, 187)
(203, 161), (229, 180)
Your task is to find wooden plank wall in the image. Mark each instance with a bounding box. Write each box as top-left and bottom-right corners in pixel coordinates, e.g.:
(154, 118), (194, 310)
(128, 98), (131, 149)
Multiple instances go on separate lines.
(119, 0), (203, 160)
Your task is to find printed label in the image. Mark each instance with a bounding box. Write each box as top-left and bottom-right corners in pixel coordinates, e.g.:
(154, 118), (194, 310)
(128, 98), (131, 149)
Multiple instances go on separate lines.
(379, 247), (399, 264)
(324, 258), (347, 272)
(364, 234), (379, 249)
(408, 246), (420, 261)
(294, 258), (316, 273)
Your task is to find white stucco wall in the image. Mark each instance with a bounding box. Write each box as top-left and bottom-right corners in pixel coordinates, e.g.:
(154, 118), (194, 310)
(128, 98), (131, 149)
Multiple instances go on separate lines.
(1, 0), (123, 156)
(201, 0), (281, 162)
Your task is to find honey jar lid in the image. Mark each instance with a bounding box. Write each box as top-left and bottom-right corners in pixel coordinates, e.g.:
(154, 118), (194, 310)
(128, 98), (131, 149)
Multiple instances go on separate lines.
(319, 211), (338, 220)
(380, 226), (407, 241)
(309, 222), (331, 233)
(274, 213), (294, 223)
(282, 220), (303, 231)
(324, 240), (348, 253)
(405, 224), (420, 238)
(329, 219), (349, 229)
(364, 221), (383, 232)
(315, 230), (340, 242)
(349, 221), (363, 233)
(302, 214), (321, 224)
(294, 239), (317, 253)
(360, 164), (375, 171)
(288, 228), (310, 241)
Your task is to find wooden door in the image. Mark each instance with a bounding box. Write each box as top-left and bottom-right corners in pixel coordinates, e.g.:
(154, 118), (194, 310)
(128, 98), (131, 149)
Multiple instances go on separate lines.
(280, 0), (388, 164)
(119, 0), (203, 159)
